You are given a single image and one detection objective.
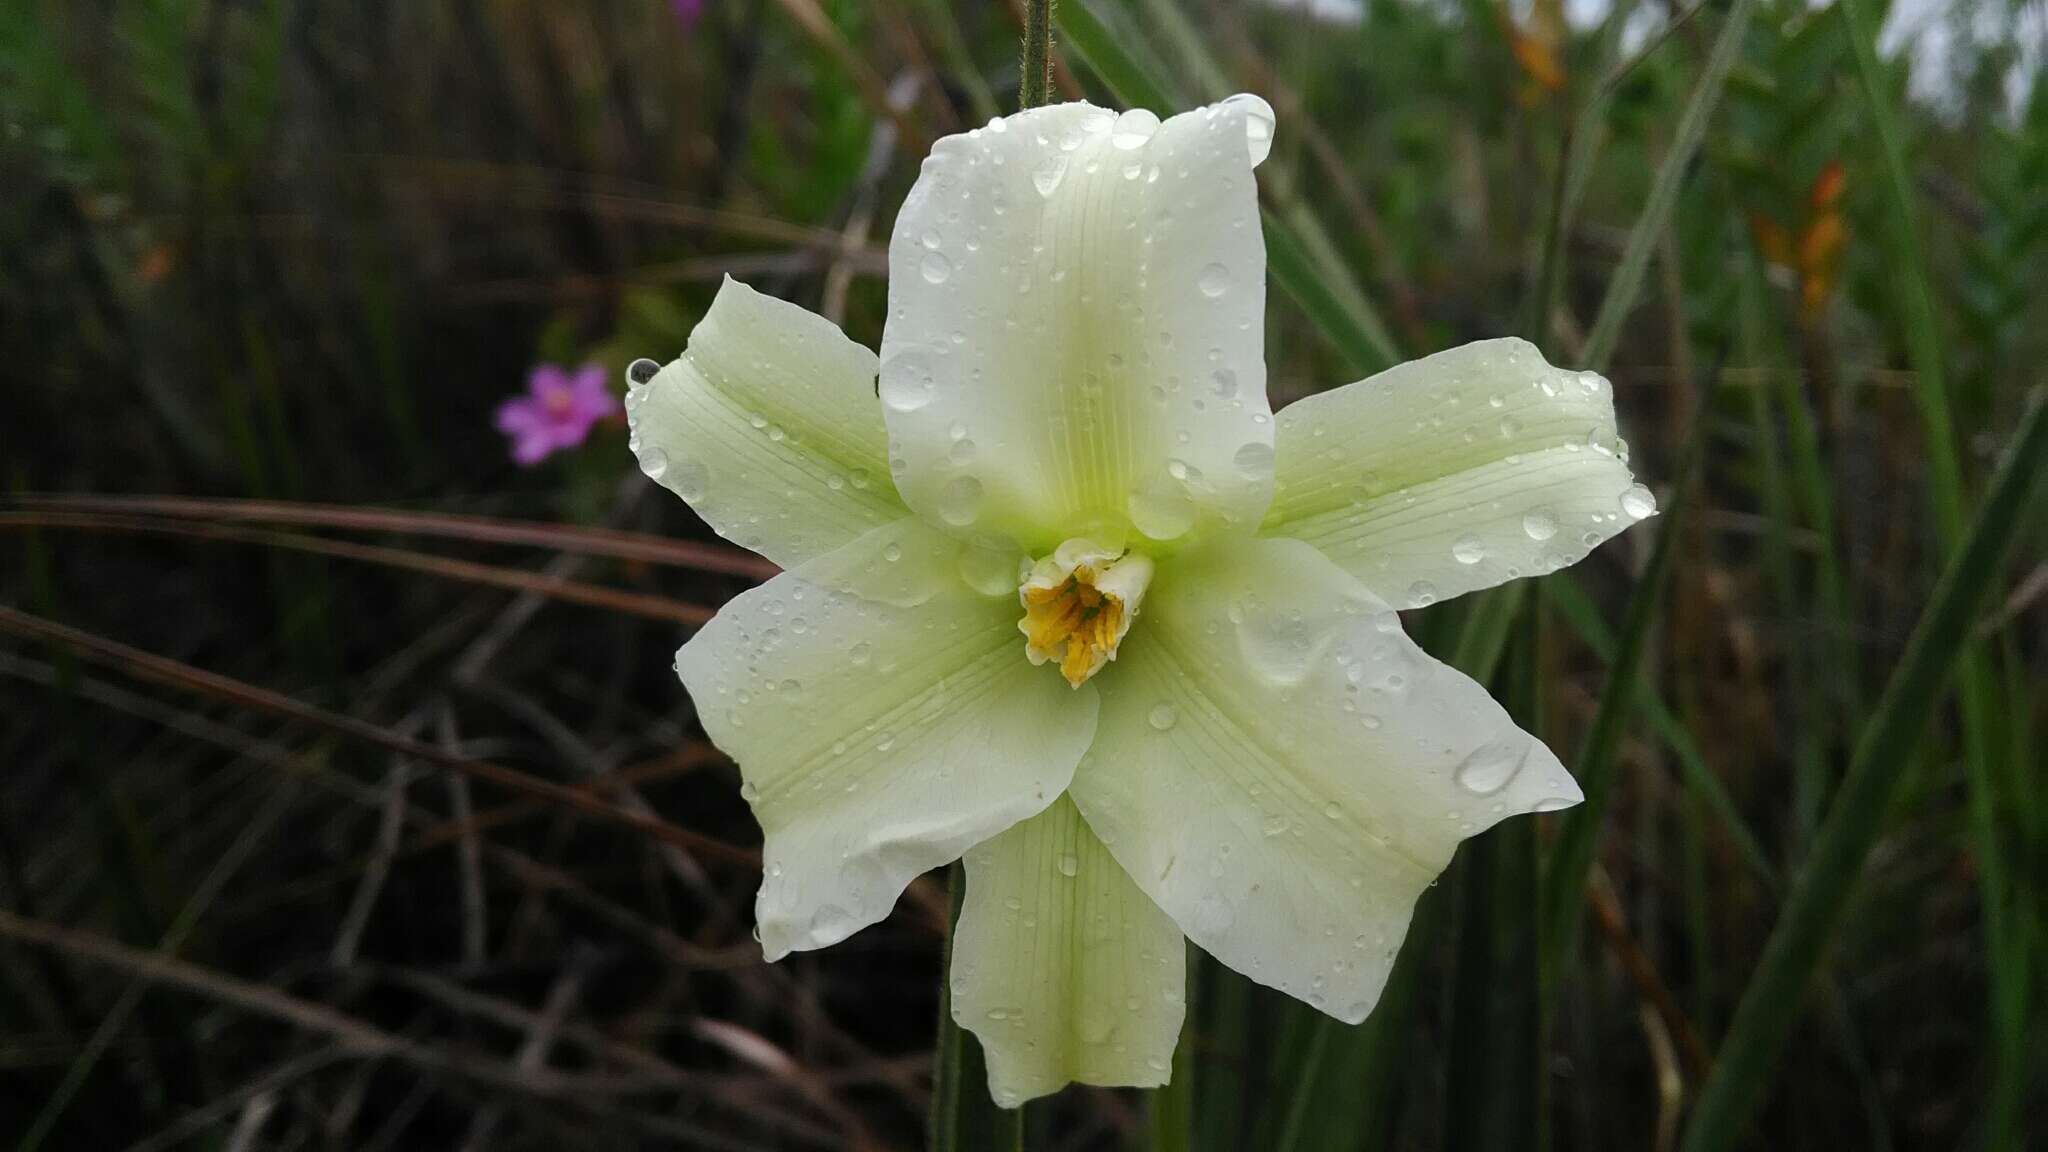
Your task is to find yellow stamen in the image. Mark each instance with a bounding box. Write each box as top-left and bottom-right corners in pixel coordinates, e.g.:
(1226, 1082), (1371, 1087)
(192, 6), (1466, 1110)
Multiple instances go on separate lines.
(1016, 548), (1151, 688)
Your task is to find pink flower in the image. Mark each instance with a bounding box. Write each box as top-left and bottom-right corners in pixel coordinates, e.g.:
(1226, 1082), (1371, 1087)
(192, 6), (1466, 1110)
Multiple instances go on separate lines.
(495, 363), (621, 467)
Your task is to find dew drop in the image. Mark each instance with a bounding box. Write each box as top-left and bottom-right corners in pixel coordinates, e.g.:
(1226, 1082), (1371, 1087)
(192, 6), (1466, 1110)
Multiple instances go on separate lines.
(1222, 93), (1276, 165)
(948, 437), (978, 464)
(1128, 484), (1196, 541)
(1452, 533), (1486, 565)
(1406, 580), (1438, 608)
(1110, 107), (1160, 149)
(1621, 483), (1657, 520)
(626, 357), (660, 385)
(1232, 440), (1275, 478)
(1453, 741), (1528, 795)
(1057, 853), (1080, 877)
(1032, 154), (1069, 197)
(880, 351), (937, 412)
(1211, 367), (1238, 398)
(938, 475), (984, 526)
(1147, 702), (1179, 731)
(636, 446), (668, 481)
(1197, 262), (1232, 298)
(919, 250), (952, 284)
(1523, 508), (1559, 541)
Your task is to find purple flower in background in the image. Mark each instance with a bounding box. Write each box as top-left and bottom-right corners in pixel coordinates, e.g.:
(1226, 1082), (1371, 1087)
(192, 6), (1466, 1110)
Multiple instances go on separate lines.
(671, 0), (704, 30)
(495, 363), (620, 467)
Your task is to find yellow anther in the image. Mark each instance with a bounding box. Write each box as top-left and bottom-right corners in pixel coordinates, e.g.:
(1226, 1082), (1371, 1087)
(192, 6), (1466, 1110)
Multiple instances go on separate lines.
(1017, 544), (1153, 687)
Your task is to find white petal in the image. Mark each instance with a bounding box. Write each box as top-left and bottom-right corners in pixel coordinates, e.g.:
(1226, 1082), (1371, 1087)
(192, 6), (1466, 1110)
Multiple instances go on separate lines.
(630, 277), (906, 568)
(676, 519), (1096, 960)
(1261, 339), (1651, 607)
(878, 98), (1276, 552)
(1068, 537), (1579, 1022)
(952, 795), (1186, 1106)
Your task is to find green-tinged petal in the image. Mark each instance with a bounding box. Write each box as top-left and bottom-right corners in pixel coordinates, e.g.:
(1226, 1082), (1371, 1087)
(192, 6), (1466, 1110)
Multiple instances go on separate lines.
(1069, 537), (1579, 1021)
(879, 96), (1278, 552)
(951, 795), (1186, 1106)
(676, 519), (1095, 960)
(1261, 339), (1650, 607)
(629, 276), (906, 568)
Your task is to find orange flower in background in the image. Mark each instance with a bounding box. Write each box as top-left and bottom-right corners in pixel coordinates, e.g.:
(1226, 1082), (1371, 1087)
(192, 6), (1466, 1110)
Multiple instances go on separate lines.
(1751, 161), (1848, 320)
(1504, 0), (1567, 105)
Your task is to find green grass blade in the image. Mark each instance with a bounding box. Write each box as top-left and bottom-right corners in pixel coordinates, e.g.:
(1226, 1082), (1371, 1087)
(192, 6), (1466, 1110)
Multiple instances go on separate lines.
(1053, 0), (1178, 112)
(1539, 376), (1719, 977)
(1835, 0), (2017, 1135)
(1264, 211), (1398, 377)
(1544, 574), (1779, 889)
(1445, 615), (1543, 1150)
(1058, 0), (1401, 375)
(1581, 0), (1755, 372)
(1145, 942), (1195, 1152)
(1679, 392), (2047, 1152)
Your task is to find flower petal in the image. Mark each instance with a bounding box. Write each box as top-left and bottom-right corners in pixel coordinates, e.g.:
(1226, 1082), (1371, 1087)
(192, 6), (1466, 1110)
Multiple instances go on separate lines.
(676, 519), (1097, 960)
(1068, 536), (1579, 1022)
(879, 96), (1278, 552)
(630, 277), (907, 568)
(951, 795), (1186, 1106)
(527, 363), (570, 398)
(1261, 339), (1651, 608)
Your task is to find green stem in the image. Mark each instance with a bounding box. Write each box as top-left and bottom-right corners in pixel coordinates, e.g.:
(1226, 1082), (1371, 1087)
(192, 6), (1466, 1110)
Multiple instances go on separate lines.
(931, 864), (1024, 1152)
(1020, 0), (1055, 110)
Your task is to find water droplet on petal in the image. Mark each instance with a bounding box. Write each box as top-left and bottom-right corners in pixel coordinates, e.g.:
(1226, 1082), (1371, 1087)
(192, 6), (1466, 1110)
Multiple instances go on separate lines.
(1407, 580), (1438, 608)
(1110, 107), (1160, 149)
(1198, 262), (1232, 298)
(1452, 533), (1486, 565)
(1621, 483), (1657, 520)
(636, 446), (668, 480)
(1057, 853), (1080, 877)
(1032, 154), (1068, 197)
(1128, 483), (1196, 541)
(1232, 440), (1275, 478)
(627, 357), (660, 385)
(1147, 702), (1178, 731)
(880, 351), (937, 412)
(1523, 508), (1559, 541)
(1221, 93), (1277, 166)
(920, 250), (952, 284)
(1453, 740), (1528, 795)
(938, 475), (984, 526)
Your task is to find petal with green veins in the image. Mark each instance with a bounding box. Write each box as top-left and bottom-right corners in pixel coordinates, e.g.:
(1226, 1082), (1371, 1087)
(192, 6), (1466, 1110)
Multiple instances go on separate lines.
(1069, 536), (1579, 1022)
(630, 276), (906, 568)
(1261, 338), (1649, 608)
(951, 795), (1186, 1106)
(676, 519), (1096, 960)
(879, 97), (1277, 552)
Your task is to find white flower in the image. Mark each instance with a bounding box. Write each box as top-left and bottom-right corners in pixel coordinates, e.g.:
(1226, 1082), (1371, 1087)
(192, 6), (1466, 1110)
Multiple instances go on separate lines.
(627, 96), (1652, 1106)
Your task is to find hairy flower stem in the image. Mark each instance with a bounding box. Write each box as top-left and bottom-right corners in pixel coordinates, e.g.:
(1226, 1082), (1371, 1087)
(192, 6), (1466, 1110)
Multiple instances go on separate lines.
(1020, 0), (1055, 110)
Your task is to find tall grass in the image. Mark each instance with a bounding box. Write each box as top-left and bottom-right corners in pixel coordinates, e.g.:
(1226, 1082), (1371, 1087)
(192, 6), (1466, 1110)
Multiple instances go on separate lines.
(2, 1), (2043, 1148)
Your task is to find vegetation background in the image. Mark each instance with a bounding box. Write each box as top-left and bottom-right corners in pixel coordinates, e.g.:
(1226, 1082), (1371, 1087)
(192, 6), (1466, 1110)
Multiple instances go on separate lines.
(1, 0), (2043, 1149)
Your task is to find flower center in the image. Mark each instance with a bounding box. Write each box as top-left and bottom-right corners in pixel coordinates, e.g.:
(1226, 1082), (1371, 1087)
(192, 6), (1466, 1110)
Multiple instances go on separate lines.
(543, 386), (575, 418)
(1018, 541), (1153, 687)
